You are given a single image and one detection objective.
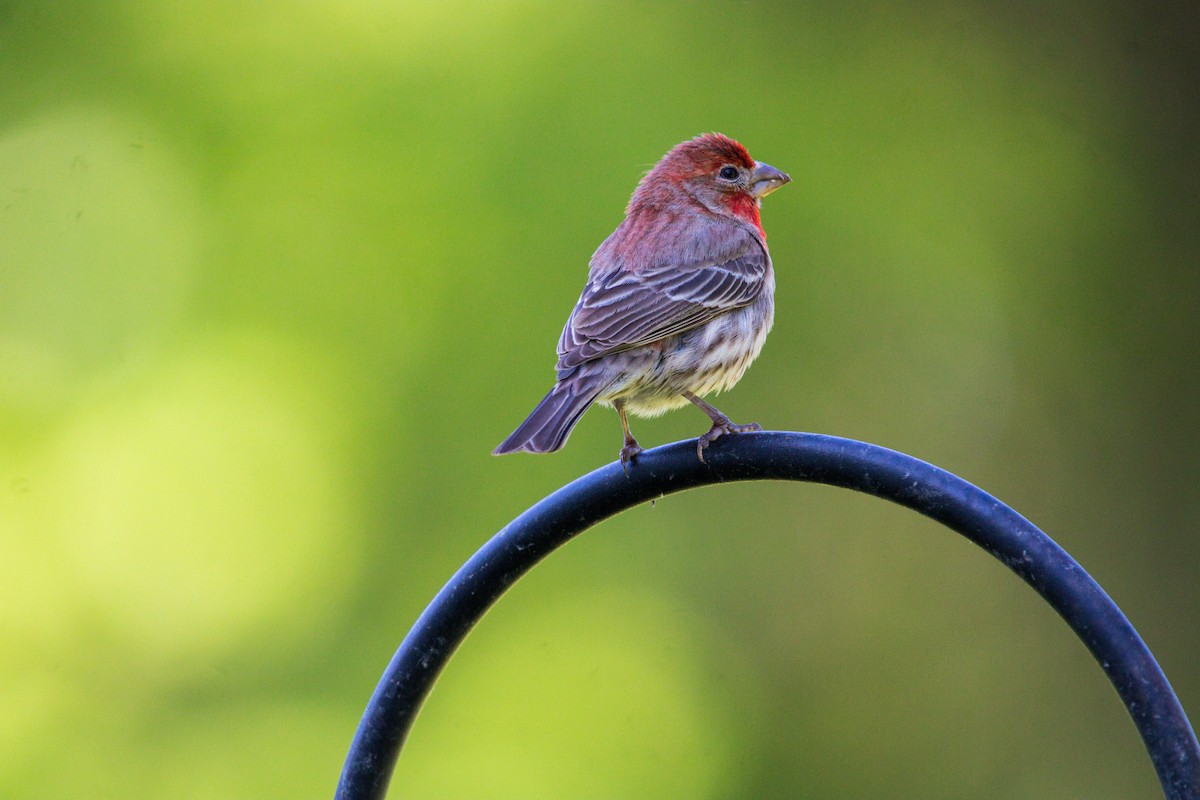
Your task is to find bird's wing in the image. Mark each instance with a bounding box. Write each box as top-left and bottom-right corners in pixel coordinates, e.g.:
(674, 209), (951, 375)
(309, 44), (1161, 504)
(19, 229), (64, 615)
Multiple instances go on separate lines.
(556, 232), (768, 373)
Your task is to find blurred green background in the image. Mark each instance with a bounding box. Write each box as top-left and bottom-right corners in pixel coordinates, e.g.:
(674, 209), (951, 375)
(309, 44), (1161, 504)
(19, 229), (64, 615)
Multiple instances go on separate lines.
(2, 2), (1197, 797)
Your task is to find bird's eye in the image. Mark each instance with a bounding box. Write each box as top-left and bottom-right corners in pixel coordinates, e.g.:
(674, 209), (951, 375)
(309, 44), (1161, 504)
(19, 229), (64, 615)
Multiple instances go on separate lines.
(718, 166), (739, 180)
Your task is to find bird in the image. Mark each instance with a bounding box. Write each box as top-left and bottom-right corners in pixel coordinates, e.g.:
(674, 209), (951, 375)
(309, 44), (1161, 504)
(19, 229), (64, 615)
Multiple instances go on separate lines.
(494, 133), (790, 465)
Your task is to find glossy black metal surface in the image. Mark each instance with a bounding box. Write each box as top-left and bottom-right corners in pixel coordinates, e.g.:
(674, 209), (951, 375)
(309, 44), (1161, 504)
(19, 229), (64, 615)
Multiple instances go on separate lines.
(336, 432), (1199, 799)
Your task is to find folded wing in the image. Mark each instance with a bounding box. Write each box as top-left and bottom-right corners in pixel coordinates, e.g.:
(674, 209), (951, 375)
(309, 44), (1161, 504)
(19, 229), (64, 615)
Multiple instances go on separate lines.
(556, 230), (768, 375)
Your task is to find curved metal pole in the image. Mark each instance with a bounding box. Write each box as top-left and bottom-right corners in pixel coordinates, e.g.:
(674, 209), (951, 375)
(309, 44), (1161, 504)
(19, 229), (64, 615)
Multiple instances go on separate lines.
(335, 432), (1199, 799)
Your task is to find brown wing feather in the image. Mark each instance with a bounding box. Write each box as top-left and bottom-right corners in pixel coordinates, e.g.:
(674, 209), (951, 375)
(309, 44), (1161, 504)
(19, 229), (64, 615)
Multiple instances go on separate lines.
(556, 232), (768, 374)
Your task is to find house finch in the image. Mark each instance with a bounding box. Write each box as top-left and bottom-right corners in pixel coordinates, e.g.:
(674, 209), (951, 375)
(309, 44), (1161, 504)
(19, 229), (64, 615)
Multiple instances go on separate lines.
(494, 133), (790, 464)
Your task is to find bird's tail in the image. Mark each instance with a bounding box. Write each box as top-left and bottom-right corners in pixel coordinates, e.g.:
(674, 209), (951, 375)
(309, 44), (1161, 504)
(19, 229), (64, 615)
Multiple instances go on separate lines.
(493, 372), (607, 455)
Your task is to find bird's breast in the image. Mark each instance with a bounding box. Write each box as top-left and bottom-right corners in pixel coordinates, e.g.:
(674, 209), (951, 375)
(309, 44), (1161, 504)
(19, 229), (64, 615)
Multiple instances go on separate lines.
(600, 283), (774, 416)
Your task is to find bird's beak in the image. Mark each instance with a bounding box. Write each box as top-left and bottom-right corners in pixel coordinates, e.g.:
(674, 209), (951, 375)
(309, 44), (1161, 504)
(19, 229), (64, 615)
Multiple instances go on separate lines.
(749, 161), (791, 199)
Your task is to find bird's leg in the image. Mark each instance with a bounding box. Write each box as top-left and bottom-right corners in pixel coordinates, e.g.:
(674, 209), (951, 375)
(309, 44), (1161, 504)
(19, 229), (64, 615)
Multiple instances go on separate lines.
(615, 399), (643, 469)
(682, 391), (762, 462)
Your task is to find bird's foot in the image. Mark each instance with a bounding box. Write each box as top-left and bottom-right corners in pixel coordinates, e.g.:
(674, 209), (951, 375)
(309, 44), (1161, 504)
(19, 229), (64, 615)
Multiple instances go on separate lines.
(696, 421), (762, 462)
(619, 440), (644, 474)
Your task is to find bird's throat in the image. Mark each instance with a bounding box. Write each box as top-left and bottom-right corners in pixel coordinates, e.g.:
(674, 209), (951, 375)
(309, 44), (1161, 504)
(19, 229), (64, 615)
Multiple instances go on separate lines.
(724, 193), (764, 236)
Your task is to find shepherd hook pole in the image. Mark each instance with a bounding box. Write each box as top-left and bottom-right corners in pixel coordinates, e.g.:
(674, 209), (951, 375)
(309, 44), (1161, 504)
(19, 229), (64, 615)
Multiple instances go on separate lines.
(335, 432), (1199, 800)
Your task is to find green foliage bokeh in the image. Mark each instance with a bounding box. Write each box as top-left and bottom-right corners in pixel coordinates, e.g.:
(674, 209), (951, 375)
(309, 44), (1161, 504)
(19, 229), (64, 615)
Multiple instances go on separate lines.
(1, 2), (1197, 797)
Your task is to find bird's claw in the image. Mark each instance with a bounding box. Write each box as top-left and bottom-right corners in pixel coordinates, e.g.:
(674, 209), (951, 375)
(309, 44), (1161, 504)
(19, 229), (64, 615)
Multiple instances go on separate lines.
(619, 441), (643, 475)
(696, 421), (762, 462)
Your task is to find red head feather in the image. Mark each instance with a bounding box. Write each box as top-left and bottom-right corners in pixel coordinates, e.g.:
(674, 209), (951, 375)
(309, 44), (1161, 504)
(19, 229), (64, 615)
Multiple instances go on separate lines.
(655, 133), (755, 181)
(627, 134), (765, 233)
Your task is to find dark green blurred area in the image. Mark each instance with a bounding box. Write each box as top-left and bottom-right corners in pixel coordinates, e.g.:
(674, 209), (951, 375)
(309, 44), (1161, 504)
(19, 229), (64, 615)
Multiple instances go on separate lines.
(1, 2), (1197, 797)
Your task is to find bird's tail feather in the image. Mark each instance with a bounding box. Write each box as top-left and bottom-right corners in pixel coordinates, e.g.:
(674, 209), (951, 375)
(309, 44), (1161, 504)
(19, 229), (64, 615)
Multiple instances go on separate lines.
(493, 373), (607, 455)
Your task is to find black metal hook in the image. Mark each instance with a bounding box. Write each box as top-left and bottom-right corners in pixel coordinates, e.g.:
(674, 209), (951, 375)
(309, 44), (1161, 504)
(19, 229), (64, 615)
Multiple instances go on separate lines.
(335, 432), (1199, 799)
